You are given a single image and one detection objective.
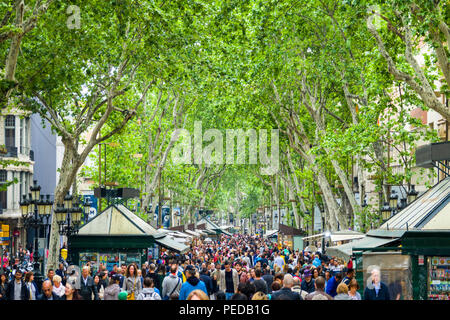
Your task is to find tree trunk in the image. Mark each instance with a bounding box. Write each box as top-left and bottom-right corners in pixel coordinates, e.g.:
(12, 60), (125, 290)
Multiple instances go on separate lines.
(315, 168), (340, 230)
(327, 156), (360, 224)
(46, 142), (81, 272)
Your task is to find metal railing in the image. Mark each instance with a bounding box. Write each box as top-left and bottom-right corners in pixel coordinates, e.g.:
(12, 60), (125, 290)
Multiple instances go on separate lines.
(2, 146), (17, 158)
(0, 146), (34, 160)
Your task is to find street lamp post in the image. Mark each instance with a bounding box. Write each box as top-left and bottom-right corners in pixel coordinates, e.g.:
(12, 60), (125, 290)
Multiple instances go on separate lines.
(54, 193), (85, 265)
(407, 185), (419, 205)
(19, 180), (53, 288)
(83, 197), (92, 224)
(389, 189), (399, 216)
(304, 209), (310, 236)
(381, 202), (392, 222)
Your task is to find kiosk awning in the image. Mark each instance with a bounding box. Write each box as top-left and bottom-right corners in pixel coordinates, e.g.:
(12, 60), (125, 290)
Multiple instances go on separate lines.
(330, 233), (365, 243)
(154, 234), (190, 253)
(185, 230), (201, 237)
(264, 230), (278, 238)
(326, 235), (400, 261)
(302, 233), (324, 241)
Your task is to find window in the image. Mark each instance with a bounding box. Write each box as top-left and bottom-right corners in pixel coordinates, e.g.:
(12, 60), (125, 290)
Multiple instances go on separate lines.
(24, 172), (29, 198)
(26, 117), (30, 151)
(4, 115), (15, 148)
(20, 118), (24, 154)
(11, 171), (14, 209)
(19, 172), (23, 198)
(0, 170), (7, 209)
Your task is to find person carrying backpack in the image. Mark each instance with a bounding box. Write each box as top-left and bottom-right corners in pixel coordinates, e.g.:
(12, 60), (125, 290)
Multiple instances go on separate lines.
(137, 277), (161, 300)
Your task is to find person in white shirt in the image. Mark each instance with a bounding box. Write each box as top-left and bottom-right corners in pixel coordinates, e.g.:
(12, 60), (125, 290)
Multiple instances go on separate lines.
(274, 252), (285, 270)
(24, 271), (37, 300)
(52, 274), (65, 298)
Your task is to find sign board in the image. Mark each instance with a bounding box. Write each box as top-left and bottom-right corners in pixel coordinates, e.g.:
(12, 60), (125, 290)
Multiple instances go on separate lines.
(418, 255), (424, 266)
(88, 207), (97, 220)
(1, 225), (9, 245)
(61, 248), (68, 260)
(162, 206), (170, 228)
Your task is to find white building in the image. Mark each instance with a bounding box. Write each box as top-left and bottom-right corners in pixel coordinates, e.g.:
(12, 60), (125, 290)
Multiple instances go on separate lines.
(0, 109), (34, 253)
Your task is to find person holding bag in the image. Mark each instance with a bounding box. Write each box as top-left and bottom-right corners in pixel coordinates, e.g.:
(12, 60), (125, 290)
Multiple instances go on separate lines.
(162, 264), (182, 300)
(122, 263), (141, 300)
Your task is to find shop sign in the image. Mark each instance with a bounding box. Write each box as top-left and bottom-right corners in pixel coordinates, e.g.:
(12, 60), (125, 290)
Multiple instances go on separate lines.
(431, 256), (450, 266)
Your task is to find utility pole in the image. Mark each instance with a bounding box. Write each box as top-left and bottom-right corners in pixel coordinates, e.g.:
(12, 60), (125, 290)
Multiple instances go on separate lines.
(312, 175), (315, 236)
(158, 171), (162, 228)
(277, 175), (281, 229)
(269, 192), (272, 230)
(98, 143), (102, 214)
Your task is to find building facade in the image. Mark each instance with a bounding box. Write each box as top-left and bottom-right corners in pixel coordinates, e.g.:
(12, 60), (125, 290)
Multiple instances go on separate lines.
(0, 110), (34, 254)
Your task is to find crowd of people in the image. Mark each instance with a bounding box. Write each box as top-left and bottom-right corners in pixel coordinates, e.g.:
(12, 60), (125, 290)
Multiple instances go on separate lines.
(0, 234), (392, 301)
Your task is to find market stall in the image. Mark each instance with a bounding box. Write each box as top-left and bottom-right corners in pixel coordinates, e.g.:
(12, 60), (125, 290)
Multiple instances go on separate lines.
(277, 224), (307, 250)
(68, 204), (189, 272)
(400, 230), (450, 300)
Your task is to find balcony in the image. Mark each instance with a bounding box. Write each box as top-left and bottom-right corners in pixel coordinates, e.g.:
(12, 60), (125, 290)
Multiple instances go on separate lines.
(19, 146), (34, 160)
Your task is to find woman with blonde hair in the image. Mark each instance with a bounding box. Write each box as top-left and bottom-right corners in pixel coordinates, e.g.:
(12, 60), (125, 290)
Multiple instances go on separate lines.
(52, 274), (66, 298)
(187, 289), (210, 300)
(274, 265), (281, 274)
(334, 283), (352, 300)
(252, 291), (268, 300)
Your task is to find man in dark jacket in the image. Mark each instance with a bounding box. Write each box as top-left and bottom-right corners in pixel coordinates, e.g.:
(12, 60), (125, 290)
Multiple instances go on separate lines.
(262, 267), (274, 293)
(37, 280), (60, 300)
(55, 263), (66, 286)
(301, 269), (315, 293)
(79, 266), (99, 300)
(364, 268), (390, 300)
(271, 274), (302, 300)
(199, 268), (213, 297)
(147, 263), (160, 292)
(252, 268), (268, 294)
(5, 269), (29, 300)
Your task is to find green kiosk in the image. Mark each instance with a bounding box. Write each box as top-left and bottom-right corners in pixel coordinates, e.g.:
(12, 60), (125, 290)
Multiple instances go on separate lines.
(328, 176), (450, 300)
(68, 204), (189, 273)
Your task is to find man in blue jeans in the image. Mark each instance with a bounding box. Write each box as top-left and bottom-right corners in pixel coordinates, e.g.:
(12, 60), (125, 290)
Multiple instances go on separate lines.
(219, 261), (238, 300)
